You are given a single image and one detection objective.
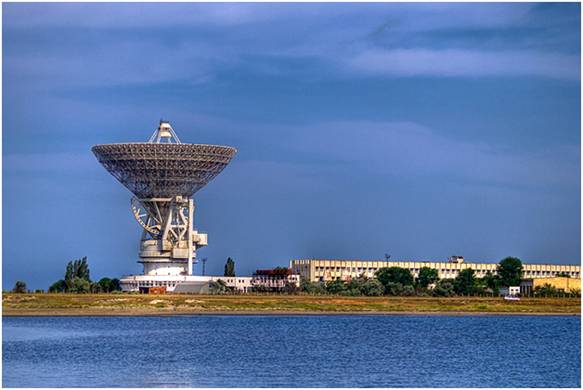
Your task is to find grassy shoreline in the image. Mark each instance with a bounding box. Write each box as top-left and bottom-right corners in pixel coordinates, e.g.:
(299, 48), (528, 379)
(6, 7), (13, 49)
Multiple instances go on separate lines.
(3, 293), (580, 316)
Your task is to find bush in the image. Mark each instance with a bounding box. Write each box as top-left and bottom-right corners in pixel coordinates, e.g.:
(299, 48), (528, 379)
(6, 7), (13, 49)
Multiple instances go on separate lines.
(70, 278), (91, 293)
(401, 285), (415, 296)
(346, 277), (367, 293)
(340, 288), (361, 296)
(376, 267), (414, 289)
(95, 277), (122, 293)
(300, 280), (327, 295)
(12, 281), (27, 294)
(252, 285), (271, 293)
(49, 280), (67, 293)
(534, 283), (559, 297)
(283, 282), (299, 294)
(385, 282), (404, 296)
(362, 279), (384, 296)
(453, 269), (476, 296)
(416, 267), (439, 289)
(433, 280), (455, 297)
(326, 279), (346, 295)
(50, 256), (96, 293)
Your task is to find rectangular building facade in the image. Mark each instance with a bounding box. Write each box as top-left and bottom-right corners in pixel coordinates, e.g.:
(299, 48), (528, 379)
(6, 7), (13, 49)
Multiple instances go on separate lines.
(290, 259), (581, 282)
(520, 277), (581, 296)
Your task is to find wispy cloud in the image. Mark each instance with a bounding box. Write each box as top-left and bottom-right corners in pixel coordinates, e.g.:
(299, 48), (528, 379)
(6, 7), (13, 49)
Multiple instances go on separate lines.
(274, 120), (580, 190)
(7, 118), (578, 192)
(3, 152), (100, 175)
(3, 2), (579, 91)
(3, 3), (265, 29)
(346, 49), (580, 80)
(4, 40), (224, 89)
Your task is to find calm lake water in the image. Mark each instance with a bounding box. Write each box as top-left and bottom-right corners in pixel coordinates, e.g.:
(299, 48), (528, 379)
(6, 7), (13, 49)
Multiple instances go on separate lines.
(2, 315), (580, 387)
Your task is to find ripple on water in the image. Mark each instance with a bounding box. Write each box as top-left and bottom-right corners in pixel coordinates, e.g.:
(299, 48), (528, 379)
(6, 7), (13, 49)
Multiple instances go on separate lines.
(2, 315), (580, 388)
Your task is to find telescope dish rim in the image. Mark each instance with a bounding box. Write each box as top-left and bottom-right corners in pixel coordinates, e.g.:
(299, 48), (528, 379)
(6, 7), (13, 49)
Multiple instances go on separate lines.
(91, 142), (237, 151)
(91, 142), (237, 199)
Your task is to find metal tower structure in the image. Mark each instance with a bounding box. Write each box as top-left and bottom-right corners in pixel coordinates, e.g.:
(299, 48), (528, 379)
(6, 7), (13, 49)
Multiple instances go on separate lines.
(92, 121), (237, 277)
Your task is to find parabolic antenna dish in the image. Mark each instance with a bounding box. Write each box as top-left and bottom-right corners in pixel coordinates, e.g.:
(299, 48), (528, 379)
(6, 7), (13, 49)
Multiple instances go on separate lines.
(92, 124), (236, 198)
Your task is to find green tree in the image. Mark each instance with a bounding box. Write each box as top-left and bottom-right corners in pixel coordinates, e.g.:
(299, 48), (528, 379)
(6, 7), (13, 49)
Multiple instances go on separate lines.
(77, 257), (90, 280)
(385, 282), (404, 296)
(65, 262), (74, 291)
(569, 288), (581, 298)
(101, 278), (120, 293)
(471, 279), (487, 296)
(90, 282), (102, 293)
(416, 267), (439, 289)
(253, 284), (271, 293)
(482, 271), (500, 296)
(497, 257), (523, 287)
(98, 277), (111, 292)
(70, 278), (91, 293)
(224, 257), (236, 277)
(557, 272), (571, 278)
(534, 283), (558, 297)
(483, 271), (499, 289)
(454, 269), (476, 296)
(110, 278), (121, 292)
(361, 279), (384, 296)
(401, 285), (415, 296)
(346, 275), (368, 295)
(376, 267), (414, 292)
(340, 287), (361, 296)
(283, 282), (299, 294)
(325, 279), (346, 294)
(65, 262), (74, 282)
(62, 256), (92, 292)
(49, 280), (67, 293)
(300, 279), (327, 295)
(432, 280), (455, 297)
(12, 280), (27, 293)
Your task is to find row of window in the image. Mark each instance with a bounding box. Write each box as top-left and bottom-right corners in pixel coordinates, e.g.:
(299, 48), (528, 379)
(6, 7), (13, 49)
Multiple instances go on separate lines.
(311, 267), (579, 278)
(124, 281), (177, 288)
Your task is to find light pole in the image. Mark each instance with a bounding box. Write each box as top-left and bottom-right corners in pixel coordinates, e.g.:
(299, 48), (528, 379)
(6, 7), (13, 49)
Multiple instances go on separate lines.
(202, 258), (207, 276)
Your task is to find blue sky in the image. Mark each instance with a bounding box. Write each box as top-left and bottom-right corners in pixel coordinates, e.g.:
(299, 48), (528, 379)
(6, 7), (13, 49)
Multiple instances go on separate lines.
(3, 3), (581, 289)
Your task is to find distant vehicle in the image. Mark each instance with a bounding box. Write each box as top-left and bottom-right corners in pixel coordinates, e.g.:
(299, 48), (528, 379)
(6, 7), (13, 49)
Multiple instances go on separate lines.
(504, 296), (521, 301)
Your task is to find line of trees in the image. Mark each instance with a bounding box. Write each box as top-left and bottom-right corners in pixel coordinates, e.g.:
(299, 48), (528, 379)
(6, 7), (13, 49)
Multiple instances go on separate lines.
(534, 283), (580, 297)
(48, 257), (121, 293)
(299, 257), (568, 297)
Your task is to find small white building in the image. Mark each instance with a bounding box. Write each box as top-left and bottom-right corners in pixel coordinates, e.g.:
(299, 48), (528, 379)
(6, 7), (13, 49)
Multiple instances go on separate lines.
(499, 286), (521, 297)
(251, 269), (301, 291)
(120, 270), (300, 294)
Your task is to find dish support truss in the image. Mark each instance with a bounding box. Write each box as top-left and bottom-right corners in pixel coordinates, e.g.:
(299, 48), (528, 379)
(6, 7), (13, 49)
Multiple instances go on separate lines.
(131, 195), (207, 276)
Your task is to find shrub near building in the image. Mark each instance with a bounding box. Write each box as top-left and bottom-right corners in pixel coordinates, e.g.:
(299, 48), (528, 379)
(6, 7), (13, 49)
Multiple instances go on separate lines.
(375, 267), (415, 295)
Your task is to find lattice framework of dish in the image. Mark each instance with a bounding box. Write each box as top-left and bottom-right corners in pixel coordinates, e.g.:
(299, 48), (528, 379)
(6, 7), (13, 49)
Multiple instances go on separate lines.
(92, 143), (237, 198)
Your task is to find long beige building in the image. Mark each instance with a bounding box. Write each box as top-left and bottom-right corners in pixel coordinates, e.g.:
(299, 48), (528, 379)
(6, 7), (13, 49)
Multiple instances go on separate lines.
(290, 258), (581, 282)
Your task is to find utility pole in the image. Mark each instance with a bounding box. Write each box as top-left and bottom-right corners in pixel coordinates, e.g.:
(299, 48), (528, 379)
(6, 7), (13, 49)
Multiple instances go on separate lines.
(202, 258), (207, 276)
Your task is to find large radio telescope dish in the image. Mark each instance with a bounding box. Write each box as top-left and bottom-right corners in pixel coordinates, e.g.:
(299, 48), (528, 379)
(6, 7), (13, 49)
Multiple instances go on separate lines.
(92, 122), (237, 198)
